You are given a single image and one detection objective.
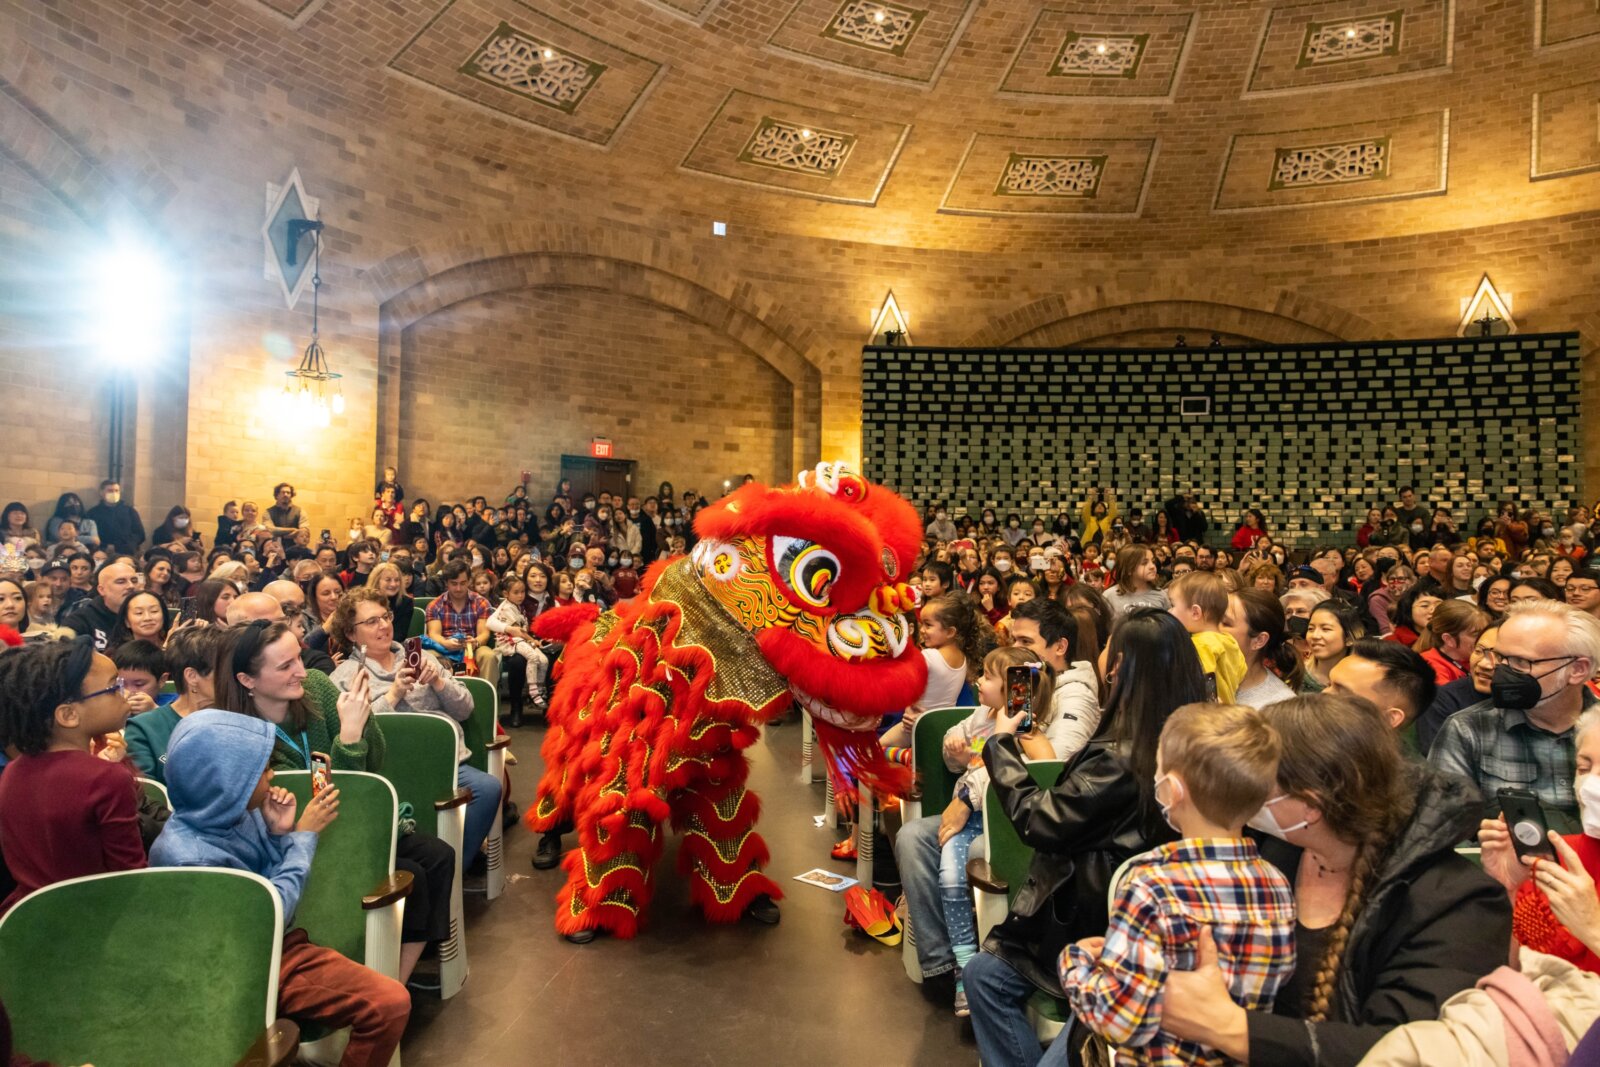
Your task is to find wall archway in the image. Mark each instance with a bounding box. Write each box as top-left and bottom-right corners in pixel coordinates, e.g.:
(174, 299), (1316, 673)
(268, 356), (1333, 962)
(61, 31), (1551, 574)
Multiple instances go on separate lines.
(374, 248), (824, 480)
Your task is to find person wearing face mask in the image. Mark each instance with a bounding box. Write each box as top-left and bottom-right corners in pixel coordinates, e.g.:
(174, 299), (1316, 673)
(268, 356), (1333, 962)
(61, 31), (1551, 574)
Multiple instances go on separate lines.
(85, 479), (145, 555)
(1158, 693), (1510, 1067)
(925, 504), (958, 543)
(1002, 513), (1026, 547)
(1480, 706), (1600, 975)
(151, 506), (199, 550)
(1428, 600), (1600, 835)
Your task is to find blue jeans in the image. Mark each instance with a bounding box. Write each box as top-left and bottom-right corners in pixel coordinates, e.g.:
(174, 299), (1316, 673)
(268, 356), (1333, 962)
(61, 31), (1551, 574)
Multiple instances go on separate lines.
(457, 762), (502, 865)
(965, 949), (1046, 1067)
(896, 814), (954, 978)
(940, 812), (984, 980)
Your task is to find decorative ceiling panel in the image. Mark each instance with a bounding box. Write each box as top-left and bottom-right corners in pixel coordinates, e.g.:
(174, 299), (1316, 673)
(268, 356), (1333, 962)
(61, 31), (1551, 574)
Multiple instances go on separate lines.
(998, 9), (1196, 100)
(388, 0), (664, 147)
(1246, 0), (1453, 95)
(765, 0), (980, 87)
(679, 90), (910, 205)
(1213, 110), (1449, 212)
(1537, 0), (1600, 48)
(1532, 80), (1600, 180)
(643, 0), (720, 22)
(939, 134), (1158, 217)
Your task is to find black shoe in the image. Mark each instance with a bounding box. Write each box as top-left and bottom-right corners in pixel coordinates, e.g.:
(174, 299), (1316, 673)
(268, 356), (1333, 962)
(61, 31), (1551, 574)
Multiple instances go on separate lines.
(564, 927), (598, 944)
(508, 711), (524, 728)
(745, 894), (781, 925)
(533, 832), (563, 870)
(502, 801), (520, 830)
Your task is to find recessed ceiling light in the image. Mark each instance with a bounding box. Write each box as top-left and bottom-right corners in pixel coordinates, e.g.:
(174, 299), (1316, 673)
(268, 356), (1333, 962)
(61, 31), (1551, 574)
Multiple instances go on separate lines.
(873, 10), (885, 22)
(800, 128), (813, 139)
(542, 47), (555, 58)
(1345, 28), (1356, 38)
(1096, 43), (1108, 54)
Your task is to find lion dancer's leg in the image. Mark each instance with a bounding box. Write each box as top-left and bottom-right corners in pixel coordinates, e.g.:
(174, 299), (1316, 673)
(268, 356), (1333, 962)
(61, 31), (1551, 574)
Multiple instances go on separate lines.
(671, 762), (783, 924)
(555, 743), (672, 941)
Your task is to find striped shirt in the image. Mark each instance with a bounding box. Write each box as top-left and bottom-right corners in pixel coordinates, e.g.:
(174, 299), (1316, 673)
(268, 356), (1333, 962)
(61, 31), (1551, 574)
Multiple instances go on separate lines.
(1061, 838), (1296, 1067)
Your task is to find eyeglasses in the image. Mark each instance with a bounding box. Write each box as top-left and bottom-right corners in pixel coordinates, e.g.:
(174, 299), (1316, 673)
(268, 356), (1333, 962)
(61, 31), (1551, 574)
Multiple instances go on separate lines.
(1479, 650), (1578, 674)
(354, 612), (394, 628)
(77, 677), (127, 702)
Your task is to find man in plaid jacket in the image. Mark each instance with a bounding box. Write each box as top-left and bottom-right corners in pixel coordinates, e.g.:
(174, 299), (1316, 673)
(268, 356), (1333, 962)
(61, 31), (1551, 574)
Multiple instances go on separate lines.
(1061, 704), (1296, 1067)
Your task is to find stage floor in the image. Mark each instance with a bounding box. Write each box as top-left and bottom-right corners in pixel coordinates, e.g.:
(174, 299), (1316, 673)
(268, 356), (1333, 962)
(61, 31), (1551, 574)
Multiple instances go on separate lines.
(401, 714), (978, 1066)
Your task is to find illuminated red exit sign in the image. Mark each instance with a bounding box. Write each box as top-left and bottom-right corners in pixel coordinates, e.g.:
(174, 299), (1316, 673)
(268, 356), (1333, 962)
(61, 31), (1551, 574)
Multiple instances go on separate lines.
(590, 437), (613, 459)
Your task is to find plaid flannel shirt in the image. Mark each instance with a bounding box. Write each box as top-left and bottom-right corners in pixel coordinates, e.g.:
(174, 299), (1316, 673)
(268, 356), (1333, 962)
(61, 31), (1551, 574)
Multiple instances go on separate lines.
(425, 591), (493, 642)
(1427, 699), (1588, 829)
(1060, 838), (1295, 1067)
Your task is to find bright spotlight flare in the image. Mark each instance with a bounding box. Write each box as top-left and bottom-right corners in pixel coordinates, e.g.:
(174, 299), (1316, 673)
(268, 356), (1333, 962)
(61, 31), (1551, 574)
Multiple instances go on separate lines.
(89, 241), (177, 368)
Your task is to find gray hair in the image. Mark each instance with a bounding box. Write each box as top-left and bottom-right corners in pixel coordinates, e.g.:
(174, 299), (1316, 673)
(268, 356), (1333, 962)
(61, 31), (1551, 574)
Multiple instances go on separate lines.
(1502, 599), (1600, 679)
(1280, 587), (1330, 612)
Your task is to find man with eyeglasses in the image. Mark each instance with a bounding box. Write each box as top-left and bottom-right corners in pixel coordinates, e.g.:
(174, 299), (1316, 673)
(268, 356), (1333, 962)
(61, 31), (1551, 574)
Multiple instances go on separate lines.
(1565, 564), (1600, 622)
(1428, 600), (1600, 835)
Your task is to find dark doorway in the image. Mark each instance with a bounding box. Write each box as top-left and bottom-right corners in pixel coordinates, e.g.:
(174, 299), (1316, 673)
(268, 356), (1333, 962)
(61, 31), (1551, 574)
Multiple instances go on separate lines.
(559, 455), (636, 503)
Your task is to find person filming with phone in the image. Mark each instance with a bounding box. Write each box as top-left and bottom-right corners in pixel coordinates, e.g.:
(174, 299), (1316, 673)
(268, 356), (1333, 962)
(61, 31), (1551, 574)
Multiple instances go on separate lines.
(1429, 600), (1600, 835)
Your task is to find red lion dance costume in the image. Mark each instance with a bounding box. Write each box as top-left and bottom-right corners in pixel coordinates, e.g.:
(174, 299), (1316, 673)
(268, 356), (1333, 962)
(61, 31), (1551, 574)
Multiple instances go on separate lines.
(526, 462), (928, 939)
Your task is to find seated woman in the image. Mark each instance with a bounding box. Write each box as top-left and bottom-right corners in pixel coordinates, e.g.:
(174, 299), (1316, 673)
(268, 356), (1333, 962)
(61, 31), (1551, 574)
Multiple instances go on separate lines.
(964, 608), (1206, 1067)
(1225, 588), (1301, 708)
(215, 617), (455, 985)
(1415, 600), (1488, 687)
(326, 590), (500, 888)
(1158, 693), (1511, 1067)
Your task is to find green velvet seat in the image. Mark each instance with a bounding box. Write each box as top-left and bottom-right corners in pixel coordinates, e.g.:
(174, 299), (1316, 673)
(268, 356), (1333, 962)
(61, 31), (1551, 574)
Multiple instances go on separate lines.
(458, 675), (510, 900)
(0, 868), (298, 1066)
(404, 605), (426, 639)
(971, 760), (1069, 1040)
(272, 770), (411, 1061)
(136, 774), (169, 811)
(902, 706), (979, 825)
(373, 712), (470, 998)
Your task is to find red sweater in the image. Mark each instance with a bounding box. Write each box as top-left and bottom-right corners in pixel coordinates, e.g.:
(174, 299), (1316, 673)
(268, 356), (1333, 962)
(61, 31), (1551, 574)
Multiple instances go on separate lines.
(1514, 833), (1600, 974)
(1421, 647), (1467, 686)
(0, 750), (146, 913)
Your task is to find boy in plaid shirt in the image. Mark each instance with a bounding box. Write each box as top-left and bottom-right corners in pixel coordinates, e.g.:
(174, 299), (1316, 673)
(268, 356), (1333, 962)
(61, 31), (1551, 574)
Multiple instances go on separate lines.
(1060, 704), (1295, 1067)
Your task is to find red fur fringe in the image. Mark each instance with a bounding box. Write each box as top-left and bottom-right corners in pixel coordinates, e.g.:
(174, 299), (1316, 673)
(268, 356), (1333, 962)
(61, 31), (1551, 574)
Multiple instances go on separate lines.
(811, 717), (913, 806)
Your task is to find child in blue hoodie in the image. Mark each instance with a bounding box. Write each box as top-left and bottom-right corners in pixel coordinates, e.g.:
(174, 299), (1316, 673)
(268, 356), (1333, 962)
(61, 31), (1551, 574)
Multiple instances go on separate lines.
(151, 710), (409, 1067)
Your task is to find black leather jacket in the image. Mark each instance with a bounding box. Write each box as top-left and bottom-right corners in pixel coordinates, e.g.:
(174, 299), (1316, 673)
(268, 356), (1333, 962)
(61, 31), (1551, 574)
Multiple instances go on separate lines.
(980, 732), (1172, 993)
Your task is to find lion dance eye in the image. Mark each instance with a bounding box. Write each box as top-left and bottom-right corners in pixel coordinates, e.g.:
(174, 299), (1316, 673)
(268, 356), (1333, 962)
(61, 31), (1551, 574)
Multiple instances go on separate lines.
(772, 536), (841, 608)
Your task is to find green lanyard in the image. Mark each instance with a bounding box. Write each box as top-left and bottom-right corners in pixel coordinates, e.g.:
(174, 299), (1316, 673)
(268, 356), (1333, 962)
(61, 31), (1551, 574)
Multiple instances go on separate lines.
(273, 726), (312, 769)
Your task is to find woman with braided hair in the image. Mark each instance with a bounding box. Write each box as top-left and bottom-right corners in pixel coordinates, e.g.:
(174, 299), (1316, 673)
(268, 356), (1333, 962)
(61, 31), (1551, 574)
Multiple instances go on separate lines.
(1159, 692), (1510, 1065)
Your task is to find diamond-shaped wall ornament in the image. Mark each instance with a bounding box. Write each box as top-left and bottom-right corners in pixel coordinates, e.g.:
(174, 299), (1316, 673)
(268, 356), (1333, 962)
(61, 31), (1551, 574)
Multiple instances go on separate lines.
(870, 290), (911, 344)
(1457, 274), (1518, 337)
(262, 168), (320, 310)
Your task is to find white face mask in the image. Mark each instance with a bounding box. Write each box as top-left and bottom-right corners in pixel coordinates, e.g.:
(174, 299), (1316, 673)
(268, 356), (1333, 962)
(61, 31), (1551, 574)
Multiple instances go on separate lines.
(1153, 773), (1181, 833)
(1410, 522), (1425, 534)
(994, 559), (1012, 572)
(174, 517), (189, 529)
(1577, 775), (1600, 838)
(1247, 794), (1310, 840)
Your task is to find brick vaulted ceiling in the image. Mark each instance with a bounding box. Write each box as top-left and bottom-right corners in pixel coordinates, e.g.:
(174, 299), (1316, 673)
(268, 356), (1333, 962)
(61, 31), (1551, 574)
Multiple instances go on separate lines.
(10, 0), (1600, 256)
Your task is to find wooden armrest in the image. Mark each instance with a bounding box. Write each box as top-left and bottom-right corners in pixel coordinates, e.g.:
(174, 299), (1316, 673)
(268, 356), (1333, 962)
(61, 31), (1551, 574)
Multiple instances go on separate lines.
(967, 857), (1007, 895)
(486, 737), (512, 751)
(361, 869), (414, 910)
(435, 787), (471, 812)
(235, 1018), (300, 1067)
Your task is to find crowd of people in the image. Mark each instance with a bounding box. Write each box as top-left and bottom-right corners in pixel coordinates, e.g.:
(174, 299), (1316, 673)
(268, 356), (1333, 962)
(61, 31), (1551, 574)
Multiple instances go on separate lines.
(4, 469), (1600, 1064)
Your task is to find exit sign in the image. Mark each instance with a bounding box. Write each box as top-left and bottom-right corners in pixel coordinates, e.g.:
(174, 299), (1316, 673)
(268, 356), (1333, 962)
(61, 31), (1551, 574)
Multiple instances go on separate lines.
(590, 437), (613, 459)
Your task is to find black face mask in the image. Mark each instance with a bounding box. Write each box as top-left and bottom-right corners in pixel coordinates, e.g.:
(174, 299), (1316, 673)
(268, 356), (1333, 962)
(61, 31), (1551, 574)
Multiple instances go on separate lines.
(1490, 659), (1573, 711)
(1286, 616), (1310, 638)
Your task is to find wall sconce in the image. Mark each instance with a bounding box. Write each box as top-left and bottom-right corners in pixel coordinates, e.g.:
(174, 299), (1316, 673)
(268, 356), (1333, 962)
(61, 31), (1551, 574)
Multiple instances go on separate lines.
(1457, 274), (1517, 338)
(870, 290), (911, 346)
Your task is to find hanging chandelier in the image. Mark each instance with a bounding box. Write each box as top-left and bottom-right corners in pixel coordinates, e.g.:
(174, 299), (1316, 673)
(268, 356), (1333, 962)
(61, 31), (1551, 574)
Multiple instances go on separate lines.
(283, 220), (343, 426)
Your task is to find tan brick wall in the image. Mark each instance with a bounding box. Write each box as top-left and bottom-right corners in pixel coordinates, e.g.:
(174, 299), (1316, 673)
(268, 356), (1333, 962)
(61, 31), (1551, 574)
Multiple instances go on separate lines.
(0, 0), (1597, 534)
(396, 285), (793, 503)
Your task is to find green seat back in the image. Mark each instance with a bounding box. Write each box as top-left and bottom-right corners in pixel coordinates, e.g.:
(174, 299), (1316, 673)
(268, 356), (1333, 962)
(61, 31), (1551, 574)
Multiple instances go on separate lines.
(912, 707), (977, 813)
(405, 605), (427, 639)
(1456, 845), (1483, 868)
(458, 676), (498, 774)
(415, 596), (435, 612)
(159, 680), (177, 695)
(983, 760), (1067, 908)
(0, 868), (280, 1065)
(272, 770), (398, 963)
(373, 713), (459, 838)
(136, 775), (169, 811)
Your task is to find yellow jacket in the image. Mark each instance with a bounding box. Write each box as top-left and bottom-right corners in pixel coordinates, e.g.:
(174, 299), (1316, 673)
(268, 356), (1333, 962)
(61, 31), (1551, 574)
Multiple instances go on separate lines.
(1190, 630), (1247, 704)
(1080, 496), (1118, 545)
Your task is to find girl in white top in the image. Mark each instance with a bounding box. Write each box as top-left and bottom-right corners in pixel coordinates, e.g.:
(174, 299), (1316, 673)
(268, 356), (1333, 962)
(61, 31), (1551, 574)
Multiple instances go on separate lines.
(487, 574), (549, 705)
(880, 592), (993, 750)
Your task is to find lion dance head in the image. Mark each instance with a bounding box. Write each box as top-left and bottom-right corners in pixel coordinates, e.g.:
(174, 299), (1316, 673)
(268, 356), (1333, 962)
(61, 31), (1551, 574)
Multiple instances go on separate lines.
(690, 462), (928, 803)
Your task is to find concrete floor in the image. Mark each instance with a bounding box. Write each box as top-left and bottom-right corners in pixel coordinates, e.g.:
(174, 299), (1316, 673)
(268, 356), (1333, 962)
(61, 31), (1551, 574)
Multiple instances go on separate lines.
(400, 716), (977, 1067)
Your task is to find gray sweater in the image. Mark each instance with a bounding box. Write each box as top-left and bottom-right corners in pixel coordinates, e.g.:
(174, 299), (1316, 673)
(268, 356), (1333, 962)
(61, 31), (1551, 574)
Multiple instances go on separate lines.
(329, 642), (475, 762)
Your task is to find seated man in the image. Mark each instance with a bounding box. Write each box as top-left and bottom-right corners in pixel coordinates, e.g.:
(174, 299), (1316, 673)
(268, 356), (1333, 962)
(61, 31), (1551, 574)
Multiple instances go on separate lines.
(1429, 600), (1600, 835)
(423, 560), (500, 686)
(1326, 638), (1436, 747)
(1417, 622), (1499, 754)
